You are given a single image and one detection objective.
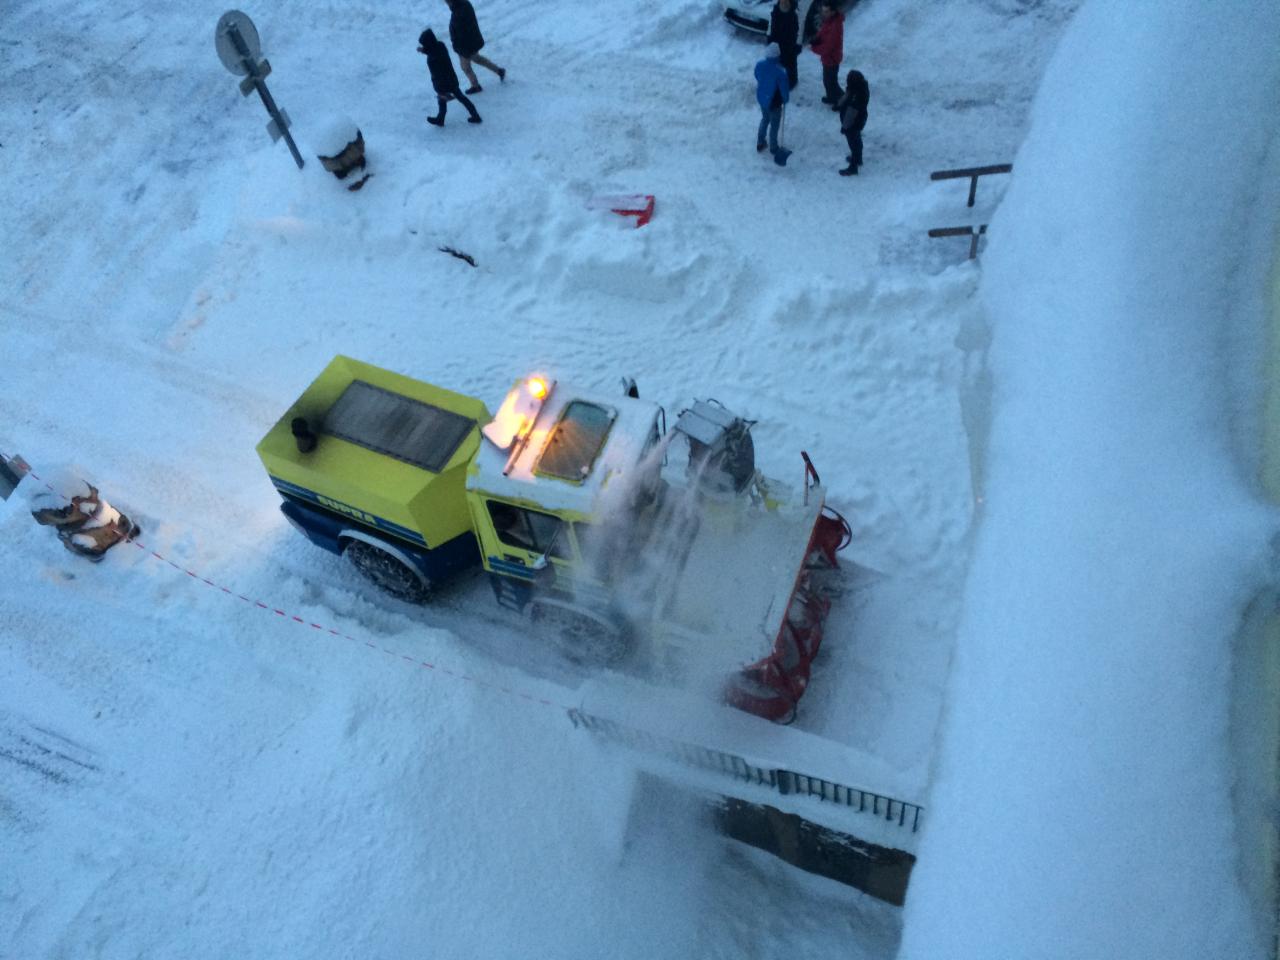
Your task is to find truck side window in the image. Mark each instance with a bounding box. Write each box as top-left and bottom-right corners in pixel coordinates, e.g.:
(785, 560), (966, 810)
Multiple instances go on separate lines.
(488, 501), (535, 551)
(527, 510), (569, 560)
(487, 500), (566, 558)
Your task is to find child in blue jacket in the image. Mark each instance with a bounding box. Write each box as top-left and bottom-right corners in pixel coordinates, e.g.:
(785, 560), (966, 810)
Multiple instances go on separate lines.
(754, 44), (792, 166)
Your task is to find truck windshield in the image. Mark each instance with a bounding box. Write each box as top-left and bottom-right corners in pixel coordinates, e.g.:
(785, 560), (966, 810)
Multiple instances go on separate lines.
(535, 401), (614, 481)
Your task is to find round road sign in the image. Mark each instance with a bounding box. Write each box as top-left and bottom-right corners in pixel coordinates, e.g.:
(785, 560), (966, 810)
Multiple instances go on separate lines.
(215, 10), (262, 76)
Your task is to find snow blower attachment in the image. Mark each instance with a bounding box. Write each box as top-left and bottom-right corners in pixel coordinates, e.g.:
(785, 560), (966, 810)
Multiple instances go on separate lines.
(672, 400), (757, 496)
(31, 482), (140, 562)
(256, 356), (851, 722)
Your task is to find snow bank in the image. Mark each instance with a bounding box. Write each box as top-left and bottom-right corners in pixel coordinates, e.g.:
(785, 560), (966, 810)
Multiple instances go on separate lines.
(900, 3), (1280, 957)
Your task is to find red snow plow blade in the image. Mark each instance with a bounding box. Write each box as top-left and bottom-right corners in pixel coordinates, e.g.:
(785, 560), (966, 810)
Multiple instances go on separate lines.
(727, 504), (850, 724)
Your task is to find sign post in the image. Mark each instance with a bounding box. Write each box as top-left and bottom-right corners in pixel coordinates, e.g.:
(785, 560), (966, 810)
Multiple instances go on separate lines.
(215, 10), (304, 169)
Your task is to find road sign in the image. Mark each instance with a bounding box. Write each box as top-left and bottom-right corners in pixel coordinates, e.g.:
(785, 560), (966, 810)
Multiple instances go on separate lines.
(214, 10), (304, 169)
(215, 10), (261, 76)
(266, 110), (292, 143)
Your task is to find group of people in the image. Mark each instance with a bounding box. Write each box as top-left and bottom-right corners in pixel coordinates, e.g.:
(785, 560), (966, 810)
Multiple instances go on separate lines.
(417, 0), (507, 127)
(414, 0), (866, 174)
(754, 0), (870, 175)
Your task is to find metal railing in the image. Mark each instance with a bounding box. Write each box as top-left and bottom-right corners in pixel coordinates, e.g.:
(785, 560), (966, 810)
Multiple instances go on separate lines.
(926, 223), (989, 261)
(568, 708), (924, 833)
(928, 163), (1012, 260)
(929, 163), (1013, 207)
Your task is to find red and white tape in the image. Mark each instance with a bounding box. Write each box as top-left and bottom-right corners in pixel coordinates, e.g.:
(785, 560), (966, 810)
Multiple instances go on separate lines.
(6, 456), (567, 713)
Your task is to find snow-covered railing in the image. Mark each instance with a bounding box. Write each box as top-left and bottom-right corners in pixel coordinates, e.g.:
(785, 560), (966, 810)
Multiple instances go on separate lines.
(568, 707), (924, 834)
(927, 223), (989, 261)
(927, 162), (1012, 260)
(929, 163), (1012, 207)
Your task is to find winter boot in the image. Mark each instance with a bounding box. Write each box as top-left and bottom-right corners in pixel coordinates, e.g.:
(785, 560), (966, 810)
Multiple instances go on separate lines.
(839, 164), (858, 176)
(774, 148), (792, 167)
(757, 140), (767, 153)
(497, 67), (507, 82)
(467, 114), (483, 124)
(427, 115), (444, 126)
(465, 84), (483, 94)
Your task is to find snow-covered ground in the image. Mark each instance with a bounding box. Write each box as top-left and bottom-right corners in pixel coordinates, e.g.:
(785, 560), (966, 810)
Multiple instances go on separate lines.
(2, 0), (1276, 957)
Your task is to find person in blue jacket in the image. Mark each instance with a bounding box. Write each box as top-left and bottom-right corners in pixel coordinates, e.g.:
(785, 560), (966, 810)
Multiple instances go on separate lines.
(754, 43), (792, 167)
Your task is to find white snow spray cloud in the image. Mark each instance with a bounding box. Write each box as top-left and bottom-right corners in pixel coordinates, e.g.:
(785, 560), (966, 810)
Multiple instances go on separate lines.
(578, 414), (769, 703)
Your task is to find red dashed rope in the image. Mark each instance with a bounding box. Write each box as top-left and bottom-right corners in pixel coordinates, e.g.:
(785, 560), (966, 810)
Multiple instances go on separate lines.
(11, 460), (565, 712)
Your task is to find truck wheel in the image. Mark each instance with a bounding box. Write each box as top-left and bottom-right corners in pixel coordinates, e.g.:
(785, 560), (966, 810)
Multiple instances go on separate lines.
(529, 599), (630, 667)
(344, 539), (430, 604)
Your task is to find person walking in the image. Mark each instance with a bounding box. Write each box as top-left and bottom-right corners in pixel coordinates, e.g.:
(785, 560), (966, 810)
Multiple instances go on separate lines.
(418, 28), (482, 126)
(754, 43), (792, 167)
(767, 0), (800, 90)
(445, 0), (506, 94)
(837, 69), (869, 175)
(809, 1), (845, 108)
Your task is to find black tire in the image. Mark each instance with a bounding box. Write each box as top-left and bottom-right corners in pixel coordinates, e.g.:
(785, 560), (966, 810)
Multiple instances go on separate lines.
(529, 599), (630, 666)
(344, 539), (430, 604)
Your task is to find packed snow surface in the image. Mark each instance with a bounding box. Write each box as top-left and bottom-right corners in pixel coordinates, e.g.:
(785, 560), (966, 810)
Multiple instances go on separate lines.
(2, 0), (1276, 957)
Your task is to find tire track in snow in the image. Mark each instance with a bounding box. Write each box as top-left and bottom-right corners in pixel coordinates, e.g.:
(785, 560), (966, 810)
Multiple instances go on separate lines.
(0, 719), (100, 788)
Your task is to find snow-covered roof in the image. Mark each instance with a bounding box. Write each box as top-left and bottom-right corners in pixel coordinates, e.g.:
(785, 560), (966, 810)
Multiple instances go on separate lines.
(469, 377), (662, 516)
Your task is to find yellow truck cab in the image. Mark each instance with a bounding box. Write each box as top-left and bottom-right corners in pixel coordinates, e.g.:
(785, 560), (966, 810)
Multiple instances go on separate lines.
(464, 374), (664, 655)
(257, 357), (850, 723)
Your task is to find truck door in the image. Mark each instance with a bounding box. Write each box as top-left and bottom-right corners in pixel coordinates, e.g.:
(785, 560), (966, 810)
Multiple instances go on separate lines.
(483, 500), (573, 586)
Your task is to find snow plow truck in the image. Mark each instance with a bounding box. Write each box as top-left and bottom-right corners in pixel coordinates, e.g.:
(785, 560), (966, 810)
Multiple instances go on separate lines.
(256, 356), (850, 722)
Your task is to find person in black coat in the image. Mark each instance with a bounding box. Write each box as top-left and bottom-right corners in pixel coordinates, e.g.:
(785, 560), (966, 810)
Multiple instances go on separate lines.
(767, 0), (800, 90)
(801, 0), (823, 45)
(418, 28), (481, 126)
(445, 0), (506, 95)
(836, 69), (869, 175)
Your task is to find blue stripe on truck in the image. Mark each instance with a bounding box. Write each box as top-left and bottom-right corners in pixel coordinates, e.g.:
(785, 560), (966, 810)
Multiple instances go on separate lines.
(268, 475), (428, 547)
(487, 557), (536, 581)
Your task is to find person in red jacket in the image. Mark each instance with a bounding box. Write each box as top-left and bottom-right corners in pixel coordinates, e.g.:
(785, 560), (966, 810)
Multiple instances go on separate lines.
(809, 1), (844, 108)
